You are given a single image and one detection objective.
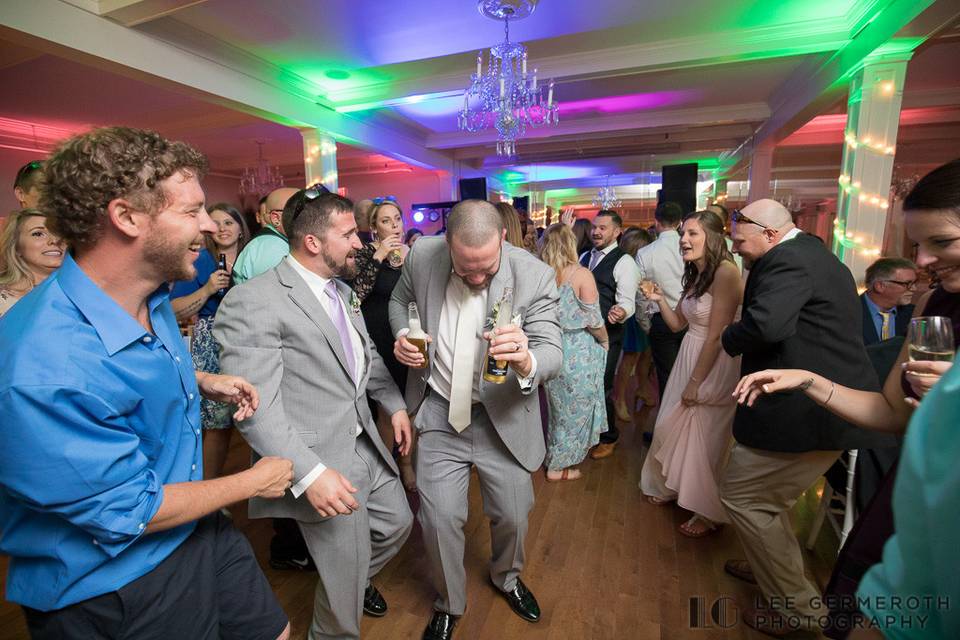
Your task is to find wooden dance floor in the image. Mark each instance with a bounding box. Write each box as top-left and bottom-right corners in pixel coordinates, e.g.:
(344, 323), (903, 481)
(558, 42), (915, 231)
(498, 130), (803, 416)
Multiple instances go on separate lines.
(0, 406), (836, 639)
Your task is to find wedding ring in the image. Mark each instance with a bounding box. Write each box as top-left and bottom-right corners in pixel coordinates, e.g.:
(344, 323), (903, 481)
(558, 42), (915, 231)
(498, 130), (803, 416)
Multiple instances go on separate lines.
(514, 342), (521, 352)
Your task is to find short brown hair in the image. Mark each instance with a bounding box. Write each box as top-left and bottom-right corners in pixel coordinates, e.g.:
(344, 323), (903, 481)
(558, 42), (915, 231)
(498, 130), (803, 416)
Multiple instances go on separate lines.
(41, 127), (208, 251)
(284, 190), (354, 245)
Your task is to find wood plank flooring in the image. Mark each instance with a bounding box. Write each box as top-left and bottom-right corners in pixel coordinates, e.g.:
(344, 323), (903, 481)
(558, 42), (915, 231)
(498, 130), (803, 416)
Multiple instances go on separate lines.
(1, 405), (837, 639)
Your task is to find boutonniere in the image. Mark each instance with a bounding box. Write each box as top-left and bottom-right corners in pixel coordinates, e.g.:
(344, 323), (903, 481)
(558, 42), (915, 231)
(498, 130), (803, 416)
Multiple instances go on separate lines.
(349, 291), (361, 314)
(484, 301), (522, 330)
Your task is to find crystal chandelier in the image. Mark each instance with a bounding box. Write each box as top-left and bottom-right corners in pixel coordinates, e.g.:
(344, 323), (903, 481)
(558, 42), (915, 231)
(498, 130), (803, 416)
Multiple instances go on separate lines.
(239, 141), (285, 197)
(592, 176), (622, 210)
(458, 0), (558, 157)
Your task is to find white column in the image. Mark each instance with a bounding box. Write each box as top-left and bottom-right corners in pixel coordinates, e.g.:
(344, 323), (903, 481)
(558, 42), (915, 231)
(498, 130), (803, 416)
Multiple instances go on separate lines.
(833, 56), (909, 283)
(746, 141), (774, 202)
(300, 128), (338, 192)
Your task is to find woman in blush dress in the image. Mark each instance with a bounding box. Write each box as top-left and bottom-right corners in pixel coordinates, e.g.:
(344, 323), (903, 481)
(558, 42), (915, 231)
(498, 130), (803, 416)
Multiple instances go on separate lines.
(639, 210), (742, 537)
(540, 223), (609, 481)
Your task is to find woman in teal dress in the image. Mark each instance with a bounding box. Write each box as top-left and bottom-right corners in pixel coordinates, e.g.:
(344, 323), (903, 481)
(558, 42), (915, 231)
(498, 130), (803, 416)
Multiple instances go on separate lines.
(539, 224), (609, 481)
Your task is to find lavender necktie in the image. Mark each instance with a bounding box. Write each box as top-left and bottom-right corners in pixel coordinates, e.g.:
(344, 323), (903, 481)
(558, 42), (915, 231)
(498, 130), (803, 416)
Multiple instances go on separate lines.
(324, 280), (356, 382)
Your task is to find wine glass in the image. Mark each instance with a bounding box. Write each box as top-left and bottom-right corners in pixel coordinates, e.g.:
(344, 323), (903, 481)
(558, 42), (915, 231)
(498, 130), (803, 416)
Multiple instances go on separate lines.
(907, 316), (955, 365)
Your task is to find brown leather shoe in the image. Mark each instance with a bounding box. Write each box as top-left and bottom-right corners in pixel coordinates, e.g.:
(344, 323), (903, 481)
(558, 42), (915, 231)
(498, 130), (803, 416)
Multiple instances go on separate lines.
(590, 443), (616, 459)
(723, 559), (757, 584)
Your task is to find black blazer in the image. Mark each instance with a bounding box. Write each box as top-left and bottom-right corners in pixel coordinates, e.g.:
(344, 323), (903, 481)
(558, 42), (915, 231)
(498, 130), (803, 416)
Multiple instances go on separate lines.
(722, 233), (891, 452)
(859, 293), (913, 346)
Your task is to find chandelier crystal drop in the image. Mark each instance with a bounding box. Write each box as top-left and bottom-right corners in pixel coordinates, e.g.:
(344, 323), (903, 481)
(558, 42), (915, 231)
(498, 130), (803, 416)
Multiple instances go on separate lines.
(458, 0), (558, 157)
(592, 176), (621, 210)
(239, 141), (285, 198)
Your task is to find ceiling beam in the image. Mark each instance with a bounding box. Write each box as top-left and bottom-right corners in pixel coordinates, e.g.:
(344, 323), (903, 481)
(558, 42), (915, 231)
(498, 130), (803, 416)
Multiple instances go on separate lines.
(98, 0), (210, 27)
(720, 0), (960, 177)
(0, 0), (454, 172)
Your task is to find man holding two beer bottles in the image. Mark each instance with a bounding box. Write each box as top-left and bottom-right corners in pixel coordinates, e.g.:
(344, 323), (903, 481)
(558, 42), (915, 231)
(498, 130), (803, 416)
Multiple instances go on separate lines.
(390, 200), (562, 640)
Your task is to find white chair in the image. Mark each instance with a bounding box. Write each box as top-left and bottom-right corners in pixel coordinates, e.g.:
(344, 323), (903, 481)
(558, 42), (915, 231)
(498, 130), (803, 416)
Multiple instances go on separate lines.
(805, 449), (859, 551)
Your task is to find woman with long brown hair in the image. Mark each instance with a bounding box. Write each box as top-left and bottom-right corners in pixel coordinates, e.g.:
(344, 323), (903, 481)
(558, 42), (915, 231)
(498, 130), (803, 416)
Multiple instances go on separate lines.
(639, 209), (742, 537)
(495, 201), (525, 247)
(539, 223), (609, 481)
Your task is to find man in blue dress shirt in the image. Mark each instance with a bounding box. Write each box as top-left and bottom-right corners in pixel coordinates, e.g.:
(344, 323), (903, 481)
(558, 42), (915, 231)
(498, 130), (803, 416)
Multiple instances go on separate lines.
(0, 127), (294, 640)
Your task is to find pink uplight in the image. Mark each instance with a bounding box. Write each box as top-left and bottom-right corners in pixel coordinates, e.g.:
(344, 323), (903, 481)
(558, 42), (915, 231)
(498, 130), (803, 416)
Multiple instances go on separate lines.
(558, 90), (697, 116)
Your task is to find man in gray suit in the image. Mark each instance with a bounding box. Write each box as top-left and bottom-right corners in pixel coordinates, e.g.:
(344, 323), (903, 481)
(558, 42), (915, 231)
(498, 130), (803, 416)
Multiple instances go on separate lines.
(216, 190), (414, 640)
(389, 200), (562, 640)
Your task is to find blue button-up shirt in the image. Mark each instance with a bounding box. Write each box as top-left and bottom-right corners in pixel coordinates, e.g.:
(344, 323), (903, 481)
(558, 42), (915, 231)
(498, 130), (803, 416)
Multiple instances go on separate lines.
(863, 292), (897, 340)
(0, 253), (203, 611)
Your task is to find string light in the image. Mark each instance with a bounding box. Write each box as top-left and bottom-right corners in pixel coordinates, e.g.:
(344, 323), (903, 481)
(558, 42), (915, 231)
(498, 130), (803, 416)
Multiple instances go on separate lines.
(844, 131), (895, 155)
(833, 218), (882, 257)
(837, 174), (889, 209)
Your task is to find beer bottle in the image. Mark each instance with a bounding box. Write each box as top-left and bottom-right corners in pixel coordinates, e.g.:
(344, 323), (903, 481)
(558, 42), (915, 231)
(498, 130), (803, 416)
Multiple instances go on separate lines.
(407, 302), (430, 369)
(483, 287), (514, 384)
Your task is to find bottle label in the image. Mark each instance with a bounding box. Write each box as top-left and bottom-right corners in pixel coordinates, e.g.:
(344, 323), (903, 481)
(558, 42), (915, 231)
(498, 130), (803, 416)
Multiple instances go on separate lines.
(485, 355), (508, 378)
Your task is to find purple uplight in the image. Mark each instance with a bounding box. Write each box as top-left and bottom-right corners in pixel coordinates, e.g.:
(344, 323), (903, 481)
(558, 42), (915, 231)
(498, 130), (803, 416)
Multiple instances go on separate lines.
(558, 90), (696, 117)
(413, 210), (425, 223)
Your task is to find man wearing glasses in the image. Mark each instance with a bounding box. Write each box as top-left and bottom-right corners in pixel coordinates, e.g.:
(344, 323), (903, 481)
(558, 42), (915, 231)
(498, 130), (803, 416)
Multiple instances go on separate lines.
(718, 199), (891, 636)
(860, 257), (918, 345)
(233, 187), (299, 284)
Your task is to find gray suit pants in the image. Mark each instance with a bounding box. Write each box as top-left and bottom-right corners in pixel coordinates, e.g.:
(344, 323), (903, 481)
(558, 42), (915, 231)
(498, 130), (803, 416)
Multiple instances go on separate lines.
(415, 394), (536, 615)
(297, 432), (413, 640)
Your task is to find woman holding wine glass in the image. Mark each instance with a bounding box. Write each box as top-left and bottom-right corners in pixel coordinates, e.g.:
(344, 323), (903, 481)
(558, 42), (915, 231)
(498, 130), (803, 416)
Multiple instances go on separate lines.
(352, 196), (417, 490)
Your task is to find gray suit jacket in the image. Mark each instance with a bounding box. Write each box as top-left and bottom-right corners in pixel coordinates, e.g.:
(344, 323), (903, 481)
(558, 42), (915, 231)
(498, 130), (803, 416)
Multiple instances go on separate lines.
(388, 237), (562, 471)
(215, 258), (406, 522)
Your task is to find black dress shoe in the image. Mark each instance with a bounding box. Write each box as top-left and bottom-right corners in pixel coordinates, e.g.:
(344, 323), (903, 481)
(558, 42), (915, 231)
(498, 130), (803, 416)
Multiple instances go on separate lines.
(497, 578), (541, 623)
(422, 611), (458, 640)
(363, 584), (387, 617)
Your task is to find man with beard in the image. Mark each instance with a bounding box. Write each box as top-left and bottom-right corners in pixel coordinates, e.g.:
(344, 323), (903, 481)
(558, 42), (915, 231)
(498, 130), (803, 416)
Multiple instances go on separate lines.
(0, 127), (293, 639)
(389, 200), (561, 640)
(216, 189), (414, 640)
(581, 210), (639, 459)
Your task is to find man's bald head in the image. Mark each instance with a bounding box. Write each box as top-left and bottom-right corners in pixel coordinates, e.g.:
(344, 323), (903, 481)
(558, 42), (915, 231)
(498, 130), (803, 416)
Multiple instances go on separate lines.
(354, 198), (373, 232)
(265, 187), (299, 234)
(446, 199), (506, 291)
(730, 198), (797, 264)
(741, 199), (794, 230)
(446, 199), (504, 248)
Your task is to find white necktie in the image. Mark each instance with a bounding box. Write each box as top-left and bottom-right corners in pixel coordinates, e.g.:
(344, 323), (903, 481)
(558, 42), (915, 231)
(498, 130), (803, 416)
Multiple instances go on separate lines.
(448, 284), (478, 432)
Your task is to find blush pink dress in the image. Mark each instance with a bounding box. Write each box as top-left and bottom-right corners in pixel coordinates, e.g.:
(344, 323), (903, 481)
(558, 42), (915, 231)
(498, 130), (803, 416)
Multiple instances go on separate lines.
(639, 292), (740, 523)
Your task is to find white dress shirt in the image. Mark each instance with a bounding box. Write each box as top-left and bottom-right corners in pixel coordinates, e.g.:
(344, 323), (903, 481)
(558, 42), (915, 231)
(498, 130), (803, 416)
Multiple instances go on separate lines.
(582, 242), (640, 321)
(636, 229), (684, 311)
(286, 255), (365, 497)
(778, 227), (802, 245)
(423, 274), (536, 404)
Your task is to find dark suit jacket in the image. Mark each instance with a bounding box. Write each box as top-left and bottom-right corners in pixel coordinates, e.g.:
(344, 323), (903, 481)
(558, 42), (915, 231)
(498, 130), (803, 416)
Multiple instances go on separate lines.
(722, 233), (891, 452)
(859, 293), (913, 346)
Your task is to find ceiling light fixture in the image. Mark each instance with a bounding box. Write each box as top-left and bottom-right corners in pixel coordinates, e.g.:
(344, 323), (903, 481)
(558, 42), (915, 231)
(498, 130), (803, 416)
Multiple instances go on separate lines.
(458, 0), (558, 157)
(239, 141), (285, 198)
(593, 176), (621, 210)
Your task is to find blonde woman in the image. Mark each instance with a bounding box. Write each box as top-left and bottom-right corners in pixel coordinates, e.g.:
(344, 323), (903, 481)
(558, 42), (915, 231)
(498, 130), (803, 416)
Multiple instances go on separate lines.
(352, 197), (417, 490)
(539, 223), (608, 481)
(0, 209), (65, 317)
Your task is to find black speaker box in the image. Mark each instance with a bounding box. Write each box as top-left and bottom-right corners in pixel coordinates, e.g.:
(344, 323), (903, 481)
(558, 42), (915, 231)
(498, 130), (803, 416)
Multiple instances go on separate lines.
(458, 177), (488, 201)
(660, 163), (698, 214)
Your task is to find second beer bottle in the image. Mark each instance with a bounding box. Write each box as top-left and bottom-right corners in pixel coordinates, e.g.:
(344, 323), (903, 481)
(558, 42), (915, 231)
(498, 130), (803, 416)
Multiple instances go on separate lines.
(483, 287), (514, 384)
